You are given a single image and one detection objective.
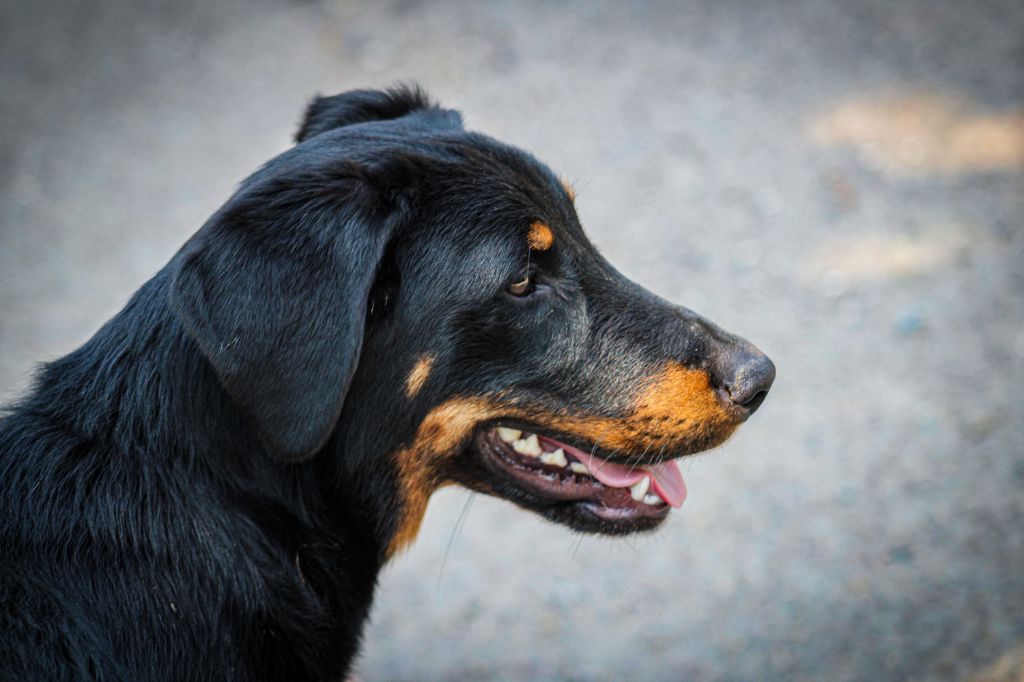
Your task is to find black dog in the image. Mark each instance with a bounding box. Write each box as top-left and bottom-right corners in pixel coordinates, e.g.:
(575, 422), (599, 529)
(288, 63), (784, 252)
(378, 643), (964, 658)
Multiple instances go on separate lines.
(0, 87), (774, 681)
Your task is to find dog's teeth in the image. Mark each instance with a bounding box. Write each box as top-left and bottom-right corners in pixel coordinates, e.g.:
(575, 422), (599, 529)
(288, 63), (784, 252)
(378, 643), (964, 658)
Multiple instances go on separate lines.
(630, 476), (651, 501)
(569, 461), (590, 475)
(496, 427), (522, 443)
(642, 494), (662, 505)
(513, 434), (542, 457)
(540, 448), (568, 468)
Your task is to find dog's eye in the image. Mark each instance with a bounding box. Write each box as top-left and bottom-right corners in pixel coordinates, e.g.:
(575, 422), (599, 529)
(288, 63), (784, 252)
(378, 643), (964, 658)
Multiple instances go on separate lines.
(507, 275), (533, 297)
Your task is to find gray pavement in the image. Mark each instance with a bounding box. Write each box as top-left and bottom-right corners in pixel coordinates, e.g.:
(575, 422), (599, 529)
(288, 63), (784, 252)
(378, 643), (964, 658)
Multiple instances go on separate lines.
(1, 1), (1022, 680)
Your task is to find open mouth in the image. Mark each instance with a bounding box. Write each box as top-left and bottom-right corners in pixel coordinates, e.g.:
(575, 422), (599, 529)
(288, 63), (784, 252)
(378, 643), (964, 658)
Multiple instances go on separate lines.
(473, 424), (688, 534)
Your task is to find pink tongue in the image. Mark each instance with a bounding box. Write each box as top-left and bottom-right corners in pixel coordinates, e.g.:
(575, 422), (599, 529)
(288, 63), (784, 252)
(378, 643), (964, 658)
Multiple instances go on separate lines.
(647, 460), (687, 508)
(538, 437), (687, 508)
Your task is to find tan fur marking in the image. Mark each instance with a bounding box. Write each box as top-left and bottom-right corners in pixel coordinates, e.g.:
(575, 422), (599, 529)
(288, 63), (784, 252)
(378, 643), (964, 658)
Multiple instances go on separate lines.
(388, 398), (501, 557)
(560, 178), (576, 201)
(527, 221), (554, 251)
(404, 353), (436, 398)
(385, 362), (738, 558)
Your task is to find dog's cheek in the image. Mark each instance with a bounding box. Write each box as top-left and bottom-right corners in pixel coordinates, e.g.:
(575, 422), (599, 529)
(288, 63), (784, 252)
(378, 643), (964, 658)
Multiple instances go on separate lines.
(386, 397), (503, 558)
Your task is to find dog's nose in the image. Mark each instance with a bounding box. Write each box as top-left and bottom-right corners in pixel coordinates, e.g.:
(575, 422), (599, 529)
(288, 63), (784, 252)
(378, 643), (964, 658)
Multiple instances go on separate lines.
(718, 347), (775, 415)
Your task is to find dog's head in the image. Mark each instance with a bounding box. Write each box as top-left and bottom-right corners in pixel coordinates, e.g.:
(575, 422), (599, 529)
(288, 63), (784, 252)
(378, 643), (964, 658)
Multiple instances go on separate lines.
(170, 87), (774, 557)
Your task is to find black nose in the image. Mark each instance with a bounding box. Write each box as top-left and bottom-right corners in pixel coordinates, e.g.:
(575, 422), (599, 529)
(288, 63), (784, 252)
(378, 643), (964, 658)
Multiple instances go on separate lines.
(720, 349), (775, 415)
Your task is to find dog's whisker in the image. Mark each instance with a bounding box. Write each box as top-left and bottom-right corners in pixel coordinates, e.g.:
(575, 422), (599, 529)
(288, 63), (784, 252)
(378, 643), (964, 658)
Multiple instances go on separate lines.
(625, 444), (651, 475)
(436, 493), (475, 593)
(570, 534), (585, 562)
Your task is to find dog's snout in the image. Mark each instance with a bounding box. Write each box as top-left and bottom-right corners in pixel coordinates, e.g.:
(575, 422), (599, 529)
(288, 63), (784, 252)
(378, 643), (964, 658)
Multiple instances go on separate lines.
(717, 347), (775, 416)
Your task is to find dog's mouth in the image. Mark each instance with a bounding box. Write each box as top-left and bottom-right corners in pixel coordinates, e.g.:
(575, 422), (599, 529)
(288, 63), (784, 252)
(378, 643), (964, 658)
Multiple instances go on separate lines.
(471, 424), (688, 534)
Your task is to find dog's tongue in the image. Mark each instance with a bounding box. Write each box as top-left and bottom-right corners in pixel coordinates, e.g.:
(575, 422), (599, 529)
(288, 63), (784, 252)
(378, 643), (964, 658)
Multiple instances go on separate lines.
(551, 440), (688, 508)
(647, 460), (687, 508)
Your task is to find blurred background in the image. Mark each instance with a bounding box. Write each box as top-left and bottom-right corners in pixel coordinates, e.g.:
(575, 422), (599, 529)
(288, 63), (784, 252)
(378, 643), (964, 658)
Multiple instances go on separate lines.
(1, 1), (1022, 680)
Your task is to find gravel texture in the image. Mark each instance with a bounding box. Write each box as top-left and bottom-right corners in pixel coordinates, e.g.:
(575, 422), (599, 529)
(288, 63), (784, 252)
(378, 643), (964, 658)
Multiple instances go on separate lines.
(1, 1), (1022, 680)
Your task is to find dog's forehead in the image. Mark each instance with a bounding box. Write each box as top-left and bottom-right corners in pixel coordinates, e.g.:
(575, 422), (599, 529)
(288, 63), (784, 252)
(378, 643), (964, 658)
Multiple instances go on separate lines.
(424, 135), (578, 246)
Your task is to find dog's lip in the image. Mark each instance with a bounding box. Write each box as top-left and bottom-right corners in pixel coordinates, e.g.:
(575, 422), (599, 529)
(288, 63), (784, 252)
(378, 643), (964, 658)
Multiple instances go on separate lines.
(472, 424), (683, 521)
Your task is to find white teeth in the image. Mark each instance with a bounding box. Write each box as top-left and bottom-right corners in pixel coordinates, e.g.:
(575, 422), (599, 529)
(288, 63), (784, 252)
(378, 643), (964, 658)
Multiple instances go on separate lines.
(512, 434), (542, 457)
(630, 476), (651, 502)
(569, 461), (590, 475)
(642, 494), (662, 506)
(540, 448), (568, 468)
(496, 427), (522, 443)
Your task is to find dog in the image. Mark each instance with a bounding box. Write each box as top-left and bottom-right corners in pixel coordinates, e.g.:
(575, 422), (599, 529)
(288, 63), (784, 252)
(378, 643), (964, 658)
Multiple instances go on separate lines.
(0, 86), (774, 680)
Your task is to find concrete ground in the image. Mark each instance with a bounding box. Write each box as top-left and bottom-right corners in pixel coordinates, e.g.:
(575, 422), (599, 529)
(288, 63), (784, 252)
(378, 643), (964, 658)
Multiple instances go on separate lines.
(1, 1), (1022, 680)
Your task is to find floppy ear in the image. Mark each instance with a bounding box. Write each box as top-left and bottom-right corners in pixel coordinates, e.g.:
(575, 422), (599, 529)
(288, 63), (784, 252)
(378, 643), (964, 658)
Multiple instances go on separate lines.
(169, 165), (405, 461)
(294, 85), (461, 142)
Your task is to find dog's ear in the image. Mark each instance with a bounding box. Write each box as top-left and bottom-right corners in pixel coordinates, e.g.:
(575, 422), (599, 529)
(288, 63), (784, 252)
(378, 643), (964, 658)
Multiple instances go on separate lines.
(294, 85), (461, 142)
(169, 163), (408, 461)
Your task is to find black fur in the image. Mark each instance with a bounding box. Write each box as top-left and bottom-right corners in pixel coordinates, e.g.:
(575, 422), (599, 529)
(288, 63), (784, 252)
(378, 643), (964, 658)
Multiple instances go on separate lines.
(294, 85), (452, 143)
(0, 86), (773, 680)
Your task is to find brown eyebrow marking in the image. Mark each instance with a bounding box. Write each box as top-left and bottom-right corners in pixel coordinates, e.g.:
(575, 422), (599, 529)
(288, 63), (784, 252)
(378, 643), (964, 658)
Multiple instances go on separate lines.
(527, 221), (554, 251)
(404, 353), (436, 398)
(560, 178), (576, 202)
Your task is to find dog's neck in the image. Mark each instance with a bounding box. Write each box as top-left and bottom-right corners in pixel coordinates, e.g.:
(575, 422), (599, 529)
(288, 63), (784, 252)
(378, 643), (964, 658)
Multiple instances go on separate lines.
(27, 272), (251, 465)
